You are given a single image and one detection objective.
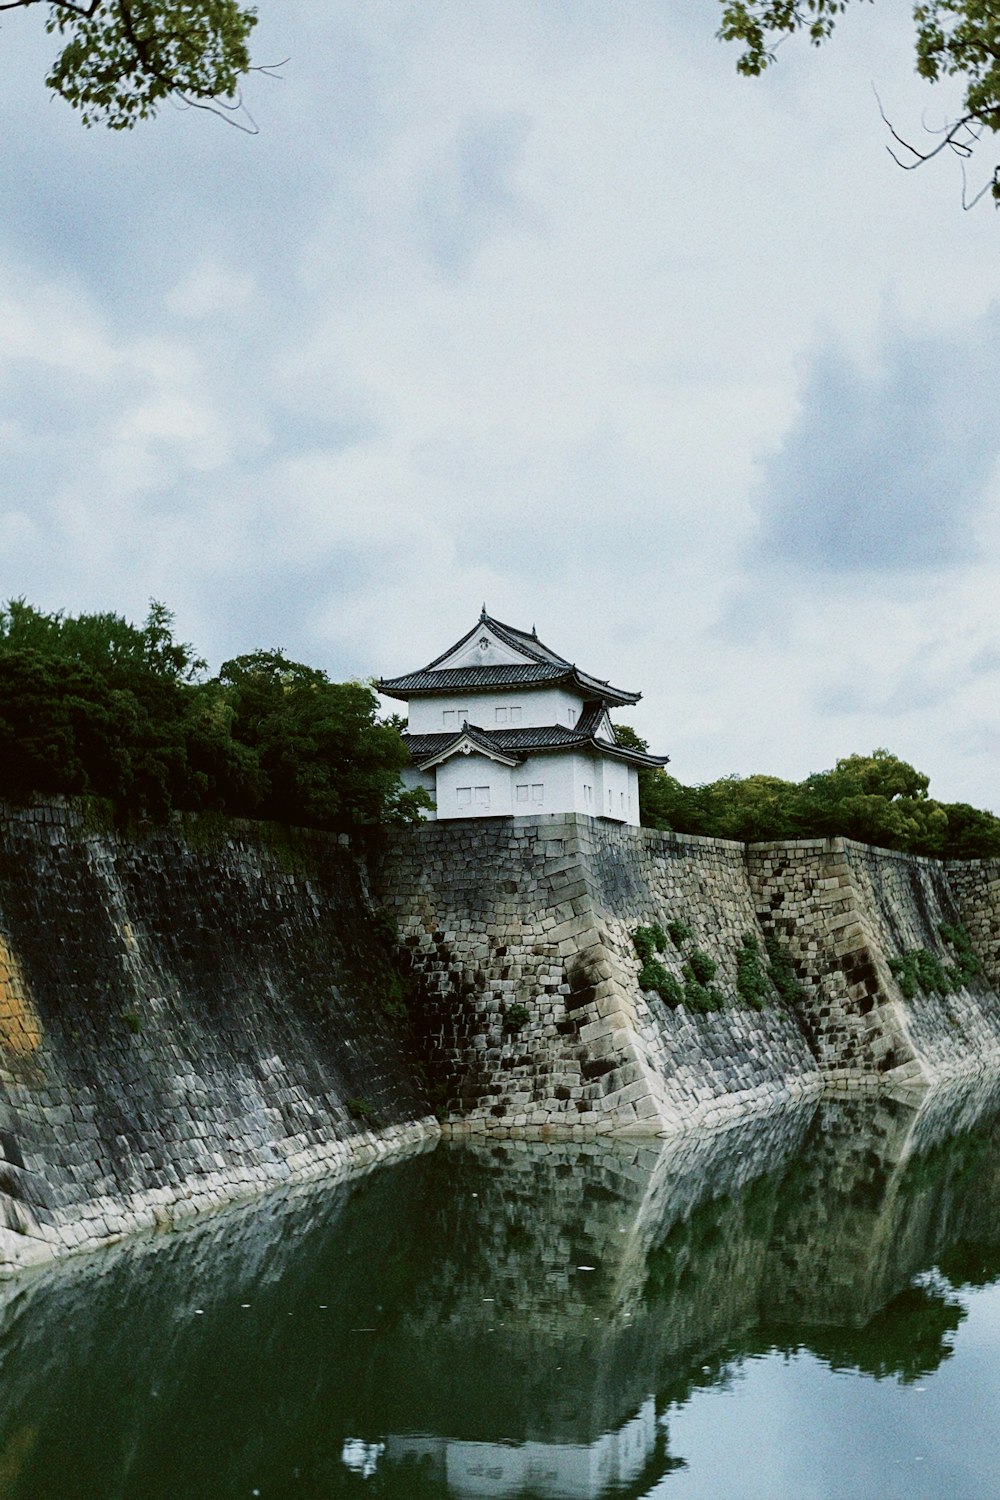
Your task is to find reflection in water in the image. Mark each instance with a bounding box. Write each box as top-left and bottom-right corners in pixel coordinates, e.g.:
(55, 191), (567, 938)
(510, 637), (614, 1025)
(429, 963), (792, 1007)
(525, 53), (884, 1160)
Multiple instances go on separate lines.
(2, 1084), (1000, 1498)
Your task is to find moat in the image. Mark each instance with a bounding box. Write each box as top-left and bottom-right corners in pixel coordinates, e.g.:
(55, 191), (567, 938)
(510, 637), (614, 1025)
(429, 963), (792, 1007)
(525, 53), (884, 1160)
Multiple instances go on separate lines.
(5, 1086), (1000, 1494)
(3, 1083), (1000, 1499)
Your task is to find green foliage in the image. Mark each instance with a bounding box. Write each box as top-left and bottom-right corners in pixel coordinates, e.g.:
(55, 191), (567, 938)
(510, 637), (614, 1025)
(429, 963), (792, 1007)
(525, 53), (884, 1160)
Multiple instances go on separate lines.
(632, 923), (667, 961)
(764, 935), (804, 1004)
(40, 0), (258, 129)
(0, 599), (420, 833)
(218, 649), (416, 829)
(638, 956), (684, 1006)
(382, 973), (411, 1022)
(633, 924), (683, 1004)
(687, 948), (717, 984)
(503, 1003), (531, 1032)
(624, 738), (1000, 862)
(345, 1097), (381, 1127)
(633, 920), (723, 1012)
(121, 1010), (142, 1034)
(736, 933), (771, 1011)
(888, 924), (982, 999)
(680, 974), (725, 1013)
(940, 921), (983, 985)
(718, 0), (1000, 201)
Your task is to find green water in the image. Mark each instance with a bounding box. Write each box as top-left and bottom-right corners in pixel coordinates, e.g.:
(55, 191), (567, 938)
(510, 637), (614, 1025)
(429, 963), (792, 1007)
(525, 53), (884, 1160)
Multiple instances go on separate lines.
(4, 1086), (1000, 1499)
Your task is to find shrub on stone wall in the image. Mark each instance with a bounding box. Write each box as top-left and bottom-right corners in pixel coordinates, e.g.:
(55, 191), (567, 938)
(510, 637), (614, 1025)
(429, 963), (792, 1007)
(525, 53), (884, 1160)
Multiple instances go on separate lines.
(888, 923), (983, 999)
(736, 934), (771, 1011)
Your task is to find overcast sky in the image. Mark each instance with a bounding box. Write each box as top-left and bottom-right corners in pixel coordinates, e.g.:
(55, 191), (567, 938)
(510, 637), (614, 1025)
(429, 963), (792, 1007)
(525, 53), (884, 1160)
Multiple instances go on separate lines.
(2, 1), (998, 808)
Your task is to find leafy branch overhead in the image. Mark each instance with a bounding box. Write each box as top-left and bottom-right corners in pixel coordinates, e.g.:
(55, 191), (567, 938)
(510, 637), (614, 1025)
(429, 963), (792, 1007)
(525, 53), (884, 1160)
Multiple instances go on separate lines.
(718, 0), (1000, 203)
(5, 0), (258, 128)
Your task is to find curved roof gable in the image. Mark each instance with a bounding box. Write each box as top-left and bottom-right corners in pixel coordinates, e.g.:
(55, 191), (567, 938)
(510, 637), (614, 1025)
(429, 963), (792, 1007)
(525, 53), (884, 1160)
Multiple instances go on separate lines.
(379, 609), (641, 705)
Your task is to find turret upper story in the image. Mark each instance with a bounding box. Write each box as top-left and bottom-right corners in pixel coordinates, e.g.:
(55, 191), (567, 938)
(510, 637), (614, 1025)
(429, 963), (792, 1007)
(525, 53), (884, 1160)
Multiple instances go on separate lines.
(379, 609), (643, 740)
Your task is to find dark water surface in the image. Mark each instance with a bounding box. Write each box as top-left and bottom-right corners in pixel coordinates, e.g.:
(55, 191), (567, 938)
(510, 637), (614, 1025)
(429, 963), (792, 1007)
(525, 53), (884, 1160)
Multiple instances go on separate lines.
(4, 1086), (1000, 1499)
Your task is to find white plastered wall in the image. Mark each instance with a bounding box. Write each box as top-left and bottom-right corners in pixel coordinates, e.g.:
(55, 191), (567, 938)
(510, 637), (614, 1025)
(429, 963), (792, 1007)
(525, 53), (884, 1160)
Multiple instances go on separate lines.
(434, 752), (514, 820)
(407, 686), (588, 735)
(595, 757), (638, 825)
(405, 752), (640, 823)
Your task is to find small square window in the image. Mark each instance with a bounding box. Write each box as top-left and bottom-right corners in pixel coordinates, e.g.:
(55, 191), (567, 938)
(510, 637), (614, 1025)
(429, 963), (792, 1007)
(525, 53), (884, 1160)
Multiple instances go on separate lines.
(510, 706), (522, 724)
(495, 707), (508, 724)
(457, 786), (472, 807)
(531, 784), (543, 803)
(474, 785), (490, 807)
(443, 710), (455, 728)
(516, 784), (529, 803)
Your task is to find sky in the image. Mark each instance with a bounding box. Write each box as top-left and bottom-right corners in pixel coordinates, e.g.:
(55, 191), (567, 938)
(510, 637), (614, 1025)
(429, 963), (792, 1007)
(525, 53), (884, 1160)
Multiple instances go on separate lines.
(2, 0), (999, 809)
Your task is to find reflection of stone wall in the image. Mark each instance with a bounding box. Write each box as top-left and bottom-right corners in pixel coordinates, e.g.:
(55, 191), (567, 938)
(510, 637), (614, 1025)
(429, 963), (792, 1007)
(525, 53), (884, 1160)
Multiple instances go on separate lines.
(1, 1090), (1000, 1499)
(0, 802), (437, 1273)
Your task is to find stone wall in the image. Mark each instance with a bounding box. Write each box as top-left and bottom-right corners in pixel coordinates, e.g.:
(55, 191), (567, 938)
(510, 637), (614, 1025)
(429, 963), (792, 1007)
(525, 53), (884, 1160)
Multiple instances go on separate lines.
(375, 817), (1000, 1137)
(6, 800), (1000, 1273)
(948, 857), (1000, 991)
(0, 801), (438, 1273)
(374, 815), (822, 1137)
(747, 838), (1000, 1087)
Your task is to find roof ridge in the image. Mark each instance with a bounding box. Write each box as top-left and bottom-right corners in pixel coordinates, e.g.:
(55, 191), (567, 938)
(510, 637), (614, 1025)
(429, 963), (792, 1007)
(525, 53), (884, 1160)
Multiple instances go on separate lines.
(482, 612), (570, 668)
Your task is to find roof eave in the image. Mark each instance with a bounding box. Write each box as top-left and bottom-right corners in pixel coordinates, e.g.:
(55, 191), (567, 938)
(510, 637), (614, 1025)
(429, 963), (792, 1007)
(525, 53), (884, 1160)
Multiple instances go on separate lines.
(377, 667), (641, 704)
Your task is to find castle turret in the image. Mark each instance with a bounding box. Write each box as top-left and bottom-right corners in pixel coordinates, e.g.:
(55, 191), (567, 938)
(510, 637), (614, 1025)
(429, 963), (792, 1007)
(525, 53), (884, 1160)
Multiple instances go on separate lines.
(378, 610), (668, 823)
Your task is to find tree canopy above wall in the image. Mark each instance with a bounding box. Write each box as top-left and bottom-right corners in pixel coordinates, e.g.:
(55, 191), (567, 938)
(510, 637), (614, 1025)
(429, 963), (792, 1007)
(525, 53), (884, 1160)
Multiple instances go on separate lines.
(616, 729), (1000, 860)
(0, 598), (424, 829)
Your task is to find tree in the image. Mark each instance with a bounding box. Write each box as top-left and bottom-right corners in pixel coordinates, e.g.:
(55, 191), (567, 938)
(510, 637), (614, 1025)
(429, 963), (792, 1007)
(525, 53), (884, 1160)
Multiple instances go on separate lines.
(618, 731), (1000, 859)
(0, 600), (425, 830)
(718, 0), (1000, 204)
(218, 649), (424, 828)
(4, 0), (258, 128)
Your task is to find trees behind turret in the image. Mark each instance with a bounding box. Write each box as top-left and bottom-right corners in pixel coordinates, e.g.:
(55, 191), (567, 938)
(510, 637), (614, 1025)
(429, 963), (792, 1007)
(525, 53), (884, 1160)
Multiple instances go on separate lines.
(616, 729), (1000, 861)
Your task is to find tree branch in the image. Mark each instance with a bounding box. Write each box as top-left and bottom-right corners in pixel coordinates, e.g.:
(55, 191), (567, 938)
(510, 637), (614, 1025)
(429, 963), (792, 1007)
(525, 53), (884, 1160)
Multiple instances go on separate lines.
(0, 1), (102, 13)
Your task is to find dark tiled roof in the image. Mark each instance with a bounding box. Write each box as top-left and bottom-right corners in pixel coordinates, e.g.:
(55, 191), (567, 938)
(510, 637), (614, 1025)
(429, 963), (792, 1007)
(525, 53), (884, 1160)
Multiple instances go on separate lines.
(380, 663), (563, 693)
(379, 611), (641, 706)
(379, 662), (640, 706)
(419, 611), (571, 672)
(404, 721), (669, 770)
(412, 723), (523, 766)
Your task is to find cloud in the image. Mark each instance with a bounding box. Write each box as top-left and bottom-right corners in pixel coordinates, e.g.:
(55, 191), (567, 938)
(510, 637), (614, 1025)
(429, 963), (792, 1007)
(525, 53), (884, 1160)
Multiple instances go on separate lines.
(4, 0), (1000, 816)
(166, 263), (257, 320)
(416, 112), (538, 276)
(749, 311), (1000, 574)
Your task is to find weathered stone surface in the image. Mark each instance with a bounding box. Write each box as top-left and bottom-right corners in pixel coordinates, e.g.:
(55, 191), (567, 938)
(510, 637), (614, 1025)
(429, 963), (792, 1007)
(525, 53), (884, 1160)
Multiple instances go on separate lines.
(0, 801), (438, 1273)
(5, 802), (1000, 1273)
(375, 815), (823, 1137)
(376, 818), (1000, 1137)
